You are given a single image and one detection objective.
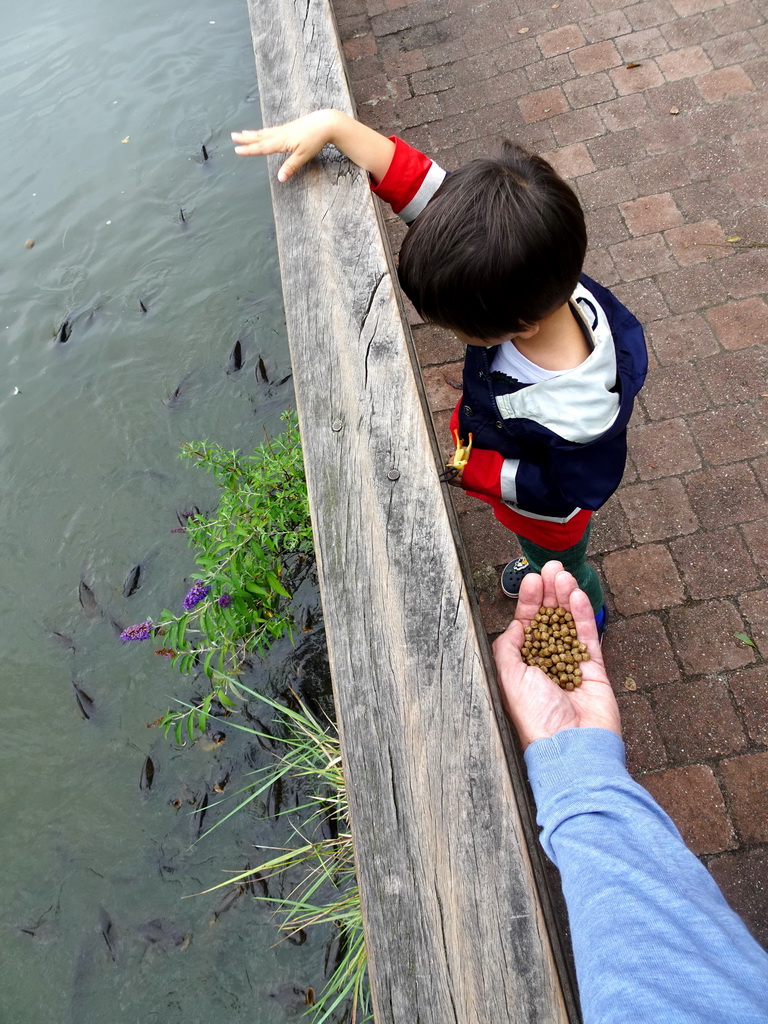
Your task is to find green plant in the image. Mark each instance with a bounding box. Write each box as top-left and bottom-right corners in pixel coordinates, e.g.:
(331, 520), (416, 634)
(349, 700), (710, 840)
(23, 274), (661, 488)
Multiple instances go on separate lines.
(191, 684), (370, 1024)
(123, 410), (314, 742)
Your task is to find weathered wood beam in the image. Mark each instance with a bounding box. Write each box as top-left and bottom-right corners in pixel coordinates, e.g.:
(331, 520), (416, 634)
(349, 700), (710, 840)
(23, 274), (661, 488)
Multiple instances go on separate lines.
(246, 1), (576, 1021)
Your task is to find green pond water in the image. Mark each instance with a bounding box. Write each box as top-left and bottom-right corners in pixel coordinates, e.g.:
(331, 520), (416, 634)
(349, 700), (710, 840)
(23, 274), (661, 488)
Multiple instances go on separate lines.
(0, 1), (334, 1020)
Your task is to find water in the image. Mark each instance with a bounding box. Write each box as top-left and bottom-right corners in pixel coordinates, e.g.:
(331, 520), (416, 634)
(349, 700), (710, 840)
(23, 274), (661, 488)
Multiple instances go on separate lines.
(0, 1), (332, 1019)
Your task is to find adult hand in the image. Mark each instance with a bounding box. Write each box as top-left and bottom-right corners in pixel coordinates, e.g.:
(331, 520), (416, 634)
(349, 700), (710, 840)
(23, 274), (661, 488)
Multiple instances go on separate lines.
(492, 561), (621, 749)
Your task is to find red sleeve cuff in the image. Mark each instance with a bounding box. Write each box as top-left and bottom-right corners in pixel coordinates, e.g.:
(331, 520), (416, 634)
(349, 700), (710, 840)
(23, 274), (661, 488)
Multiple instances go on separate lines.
(462, 448), (504, 498)
(371, 137), (434, 214)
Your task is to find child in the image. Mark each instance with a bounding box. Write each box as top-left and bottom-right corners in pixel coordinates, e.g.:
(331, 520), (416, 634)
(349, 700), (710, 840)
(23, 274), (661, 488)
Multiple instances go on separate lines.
(232, 110), (648, 634)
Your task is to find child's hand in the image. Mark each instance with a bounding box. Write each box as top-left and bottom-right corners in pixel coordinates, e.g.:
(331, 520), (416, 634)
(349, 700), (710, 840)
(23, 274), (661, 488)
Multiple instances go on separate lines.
(232, 110), (338, 182)
(492, 561), (621, 749)
(232, 109), (396, 185)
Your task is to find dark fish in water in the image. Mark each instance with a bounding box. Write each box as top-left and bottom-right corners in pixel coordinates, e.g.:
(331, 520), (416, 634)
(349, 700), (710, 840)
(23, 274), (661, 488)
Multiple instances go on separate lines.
(305, 988), (315, 1007)
(212, 769), (230, 794)
(165, 372), (194, 407)
(78, 578), (101, 621)
(201, 144), (209, 161)
(140, 756), (154, 794)
(209, 885), (244, 924)
(193, 792), (209, 838)
(136, 919), (190, 950)
(54, 299), (104, 347)
(55, 320), (72, 344)
(286, 928), (307, 946)
(268, 984), (310, 1015)
(324, 928), (347, 977)
(98, 907), (118, 961)
(139, 300), (148, 313)
(48, 629), (77, 653)
(176, 506), (200, 527)
(241, 865), (267, 898)
(17, 904), (56, 940)
(277, 373), (292, 386)
(256, 356), (268, 383)
(268, 774), (283, 818)
(123, 563), (142, 598)
(73, 683), (95, 720)
(228, 339), (244, 373)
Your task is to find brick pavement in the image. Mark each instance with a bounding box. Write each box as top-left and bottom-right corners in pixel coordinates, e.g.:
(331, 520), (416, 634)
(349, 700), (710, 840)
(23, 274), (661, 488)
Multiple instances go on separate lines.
(331, 0), (768, 948)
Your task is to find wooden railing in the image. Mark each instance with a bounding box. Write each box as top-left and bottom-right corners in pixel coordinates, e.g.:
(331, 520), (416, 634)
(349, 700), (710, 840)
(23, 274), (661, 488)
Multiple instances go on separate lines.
(246, 1), (578, 1020)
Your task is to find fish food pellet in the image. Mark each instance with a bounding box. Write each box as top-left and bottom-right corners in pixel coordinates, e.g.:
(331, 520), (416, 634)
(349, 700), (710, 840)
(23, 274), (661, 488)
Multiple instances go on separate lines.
(521, 605), (589, 689)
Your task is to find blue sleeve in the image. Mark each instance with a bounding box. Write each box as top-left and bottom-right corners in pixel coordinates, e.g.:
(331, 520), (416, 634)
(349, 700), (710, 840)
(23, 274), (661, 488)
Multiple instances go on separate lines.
(525, 729), (768, 1024)
(512, 434), (627, 515)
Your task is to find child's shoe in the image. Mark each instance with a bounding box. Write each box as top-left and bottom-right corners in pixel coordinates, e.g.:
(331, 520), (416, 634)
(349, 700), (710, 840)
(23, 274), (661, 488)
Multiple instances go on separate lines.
(595, 605), (609, 644)
(500, 557), (533, 598)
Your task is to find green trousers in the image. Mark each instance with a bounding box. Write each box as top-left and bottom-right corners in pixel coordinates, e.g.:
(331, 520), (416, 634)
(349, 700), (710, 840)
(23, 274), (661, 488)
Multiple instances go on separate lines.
(516, 523), (604, 614)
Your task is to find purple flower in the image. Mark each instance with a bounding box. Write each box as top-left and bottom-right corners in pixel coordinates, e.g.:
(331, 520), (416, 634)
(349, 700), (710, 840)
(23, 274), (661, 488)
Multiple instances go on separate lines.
(183, 582), (211, 610)
(218, 593), (232, 608)
(120, 619), (153, 642)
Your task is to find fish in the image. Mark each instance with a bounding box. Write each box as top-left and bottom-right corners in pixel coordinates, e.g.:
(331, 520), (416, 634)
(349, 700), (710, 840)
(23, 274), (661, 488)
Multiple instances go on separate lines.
(48, 629), (77, 653)
(17, 903), (57, 940)
(268, 984), (310, 1015)
(55, 320), (72, 344)
(136, 919), (190, 950)
(256, 356), (268, 383)
(268, 775), (283, 818)
(54, 299), (104, 346)
(193, 792), (209, 839)
(73, 683), (95, 720)
(212, 770), (230, 794)
(286, 928), (307, 946)
(242, 865), (268, 898)
(175, 506), (200, 527)
(139, 300), (148, 313)
(201, 144), (209, 161)
(98, 907), (118, 961)
(277, 373), (292, 386)
(139, 756), (154, 794)
(78, 578), (101, 621)
(228, 339), (244, 373)
(179, 207), (186, 223)
(123, 563), (142, 598)
(165, 372), (194, 407)
(209, 885), (244, 925)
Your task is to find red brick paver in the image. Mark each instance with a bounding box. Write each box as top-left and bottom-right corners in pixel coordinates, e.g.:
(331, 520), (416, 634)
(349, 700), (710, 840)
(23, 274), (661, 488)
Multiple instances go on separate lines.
(333, 0), (768, 951)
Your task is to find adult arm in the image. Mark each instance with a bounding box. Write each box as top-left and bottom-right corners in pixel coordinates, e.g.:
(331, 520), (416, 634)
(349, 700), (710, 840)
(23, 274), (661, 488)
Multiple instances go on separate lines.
(494, 564), (768, 1024)
(527, 728), (768, 1024)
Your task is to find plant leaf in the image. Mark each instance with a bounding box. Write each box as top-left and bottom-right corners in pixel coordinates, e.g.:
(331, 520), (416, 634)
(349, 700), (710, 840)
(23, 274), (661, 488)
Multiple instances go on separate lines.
(734, 632), (756, 647)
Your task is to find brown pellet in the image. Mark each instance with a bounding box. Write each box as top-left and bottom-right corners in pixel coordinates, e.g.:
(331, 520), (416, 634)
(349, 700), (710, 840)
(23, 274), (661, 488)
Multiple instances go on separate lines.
(522, 604), (590, 688)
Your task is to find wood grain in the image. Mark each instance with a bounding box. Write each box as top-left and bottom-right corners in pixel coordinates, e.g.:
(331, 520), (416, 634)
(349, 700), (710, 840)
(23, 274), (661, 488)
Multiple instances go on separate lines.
(246, 1), (576, 1020)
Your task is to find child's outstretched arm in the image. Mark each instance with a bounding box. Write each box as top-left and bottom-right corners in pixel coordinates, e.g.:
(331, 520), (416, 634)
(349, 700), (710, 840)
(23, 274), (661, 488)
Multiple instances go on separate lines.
(232, 109), (395, 185)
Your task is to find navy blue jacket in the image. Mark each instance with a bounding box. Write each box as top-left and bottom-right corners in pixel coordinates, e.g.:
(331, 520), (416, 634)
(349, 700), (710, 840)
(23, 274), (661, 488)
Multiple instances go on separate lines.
(459, 275), (648, 522)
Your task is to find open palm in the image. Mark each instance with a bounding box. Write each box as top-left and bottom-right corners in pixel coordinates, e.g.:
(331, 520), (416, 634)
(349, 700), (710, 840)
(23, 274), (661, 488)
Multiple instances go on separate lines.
(493, 562), (621, 749)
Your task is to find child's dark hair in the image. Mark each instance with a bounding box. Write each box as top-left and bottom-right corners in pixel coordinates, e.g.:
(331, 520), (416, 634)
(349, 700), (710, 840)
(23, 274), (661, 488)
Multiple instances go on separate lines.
(397, 141), (587, 340)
